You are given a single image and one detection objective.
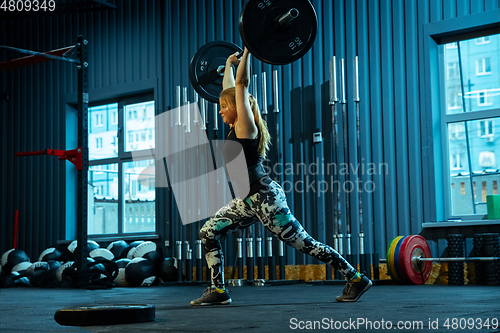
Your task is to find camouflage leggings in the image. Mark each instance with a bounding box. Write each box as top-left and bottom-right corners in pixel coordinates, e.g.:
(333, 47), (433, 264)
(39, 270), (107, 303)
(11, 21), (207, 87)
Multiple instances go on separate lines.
(200, 180), (357, 288)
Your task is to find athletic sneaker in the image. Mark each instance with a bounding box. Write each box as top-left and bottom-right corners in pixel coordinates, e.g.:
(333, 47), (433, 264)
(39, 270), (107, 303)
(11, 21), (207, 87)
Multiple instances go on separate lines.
(335, 274), (372, 302)
(190, 286), (232, 306)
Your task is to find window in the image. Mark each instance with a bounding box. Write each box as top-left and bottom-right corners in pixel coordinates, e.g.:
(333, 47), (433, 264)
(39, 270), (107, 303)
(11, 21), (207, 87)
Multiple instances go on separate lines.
(111, 110), (118, 125)
(475, 36), (490, 45)
(447, 91), (462, 111)
(448, 122), (465, 140)
(476, 57), (491, 75)
(95, 113), (104, 127)
(123, 101), (155, 152)
(479, 119), (494, 137)
(440, 32), (500, 218)
(89, 104), (118, 160)
(477, 91), (493, 107)
(449, 153), (463, 170)
(88, 95), (156, 236)
(89, 164), (119, 234)
(447, 62), (459, 79)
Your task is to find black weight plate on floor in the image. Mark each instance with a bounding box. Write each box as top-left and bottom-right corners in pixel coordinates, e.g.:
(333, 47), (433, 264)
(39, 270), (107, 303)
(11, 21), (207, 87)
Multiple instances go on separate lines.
(54, 304), (155, 326)
(239, 0), (317, 65)
(189, 41), (243, 103)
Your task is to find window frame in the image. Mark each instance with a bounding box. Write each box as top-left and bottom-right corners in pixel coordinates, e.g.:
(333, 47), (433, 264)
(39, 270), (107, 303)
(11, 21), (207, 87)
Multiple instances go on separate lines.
(88, 92), (156, 238)
(423, 9), (500, 223)
(439, 50), (499, 219)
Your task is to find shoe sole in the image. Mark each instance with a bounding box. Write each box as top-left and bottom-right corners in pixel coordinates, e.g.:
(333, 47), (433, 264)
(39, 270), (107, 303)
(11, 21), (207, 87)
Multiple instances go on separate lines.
(190, 298), (232, 306)
(335, 280), (372, 302)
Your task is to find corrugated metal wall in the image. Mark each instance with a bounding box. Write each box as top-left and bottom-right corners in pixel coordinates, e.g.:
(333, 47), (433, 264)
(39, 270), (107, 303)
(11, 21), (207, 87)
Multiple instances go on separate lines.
(1, 0), (498, 264)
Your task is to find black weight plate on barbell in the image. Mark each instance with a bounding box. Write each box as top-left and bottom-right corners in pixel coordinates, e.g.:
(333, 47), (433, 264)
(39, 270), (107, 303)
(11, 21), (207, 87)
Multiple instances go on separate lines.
(189, 41), (243, 103)
(239, 0), (317, 65)
(54, 304), (155, 326)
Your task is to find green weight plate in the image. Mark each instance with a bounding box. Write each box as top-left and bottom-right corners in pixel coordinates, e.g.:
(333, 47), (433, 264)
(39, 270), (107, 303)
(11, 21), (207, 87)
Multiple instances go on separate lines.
(386, 238), (396, 279)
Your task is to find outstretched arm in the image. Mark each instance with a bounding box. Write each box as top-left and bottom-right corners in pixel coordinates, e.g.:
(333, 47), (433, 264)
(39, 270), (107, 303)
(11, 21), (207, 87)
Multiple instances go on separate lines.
(222, 52), (239, 90)
(234, 48), (257, 138)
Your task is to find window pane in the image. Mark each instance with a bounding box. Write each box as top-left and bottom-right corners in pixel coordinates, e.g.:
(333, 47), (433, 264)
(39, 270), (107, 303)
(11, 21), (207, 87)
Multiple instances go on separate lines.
(89, 164), (119, 234)
(125, 101), (155, 152)
(443, 33), (500, 114)
(88, 103), (119, 160)
(448, 117), (500, 215)
(124, 160), (155, 233)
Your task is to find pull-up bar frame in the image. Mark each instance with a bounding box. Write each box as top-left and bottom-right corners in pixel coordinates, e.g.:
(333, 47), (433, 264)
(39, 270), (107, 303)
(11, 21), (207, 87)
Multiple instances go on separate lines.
(7, 36), (89, 274)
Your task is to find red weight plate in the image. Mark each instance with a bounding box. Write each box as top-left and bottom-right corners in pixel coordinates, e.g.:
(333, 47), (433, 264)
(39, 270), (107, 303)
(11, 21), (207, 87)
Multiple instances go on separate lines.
(401, 235), (432, 285)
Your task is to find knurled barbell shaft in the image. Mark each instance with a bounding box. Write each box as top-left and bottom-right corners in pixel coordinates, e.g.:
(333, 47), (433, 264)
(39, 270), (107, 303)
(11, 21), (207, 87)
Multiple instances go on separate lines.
(415, 256), (500, 262)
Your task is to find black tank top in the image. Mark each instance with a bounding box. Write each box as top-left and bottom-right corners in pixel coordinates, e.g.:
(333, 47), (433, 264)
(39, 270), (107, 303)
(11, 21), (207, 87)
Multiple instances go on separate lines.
(224, 127), (263, 166)
(223, 127), (271, 197)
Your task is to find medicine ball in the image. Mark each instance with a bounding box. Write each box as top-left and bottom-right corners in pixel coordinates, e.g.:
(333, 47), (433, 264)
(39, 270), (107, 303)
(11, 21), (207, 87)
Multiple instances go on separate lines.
(133, 241), (163, 267)
(125, 257), (156, 287)
(56, 261), (74, 282)
(114, 258), (131, 287)
(27, 261), (51, 287)
(106, 240), (129, 259)
(89, 248), (114, 262)
(11, 261), (32, 277)
(158, 257), (178, 282)
(46, 260), (63, 287)
(123, 240), (145, 259)
(88, 262), (109, 283)
(38, 247), (62, 262)
(1, 249), (30, 274)
(60, 240), (100, 261)
(0, 271), (31, 288)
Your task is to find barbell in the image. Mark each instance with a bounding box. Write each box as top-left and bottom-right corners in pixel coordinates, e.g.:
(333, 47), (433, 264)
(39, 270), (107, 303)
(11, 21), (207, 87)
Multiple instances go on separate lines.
(189, 0), (318, 103)
(386, 235), (500, 285)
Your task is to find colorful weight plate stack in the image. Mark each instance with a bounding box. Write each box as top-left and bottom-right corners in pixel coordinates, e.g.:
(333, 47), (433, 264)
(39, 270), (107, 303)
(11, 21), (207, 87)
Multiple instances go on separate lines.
(386, 235), (433, 285)
(386, 236), (404, 282)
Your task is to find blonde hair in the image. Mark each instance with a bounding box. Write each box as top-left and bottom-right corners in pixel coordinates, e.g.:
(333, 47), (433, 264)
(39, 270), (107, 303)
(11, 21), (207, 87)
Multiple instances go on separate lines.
(220, 87), (271, 159)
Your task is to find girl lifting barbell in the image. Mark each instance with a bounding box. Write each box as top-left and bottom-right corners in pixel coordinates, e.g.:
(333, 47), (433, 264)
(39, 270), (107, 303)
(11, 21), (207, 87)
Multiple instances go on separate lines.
(190, 48), (372, 306)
